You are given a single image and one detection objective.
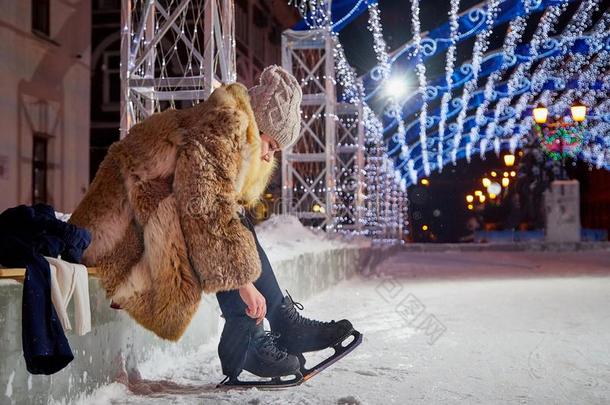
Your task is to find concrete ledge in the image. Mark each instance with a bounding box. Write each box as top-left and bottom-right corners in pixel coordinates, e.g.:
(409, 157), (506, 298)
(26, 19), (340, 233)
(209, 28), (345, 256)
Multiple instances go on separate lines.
(0, 244), (391, 404)
(398, 241), (610, 253)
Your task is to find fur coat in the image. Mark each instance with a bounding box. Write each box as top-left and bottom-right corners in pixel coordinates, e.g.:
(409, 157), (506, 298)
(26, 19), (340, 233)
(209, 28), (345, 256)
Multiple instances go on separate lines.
(69, 83), (276, 341)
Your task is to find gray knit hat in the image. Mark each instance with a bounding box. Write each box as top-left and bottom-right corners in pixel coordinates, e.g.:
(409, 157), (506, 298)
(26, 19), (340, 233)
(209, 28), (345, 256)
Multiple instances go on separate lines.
(248, 65), (303, 149)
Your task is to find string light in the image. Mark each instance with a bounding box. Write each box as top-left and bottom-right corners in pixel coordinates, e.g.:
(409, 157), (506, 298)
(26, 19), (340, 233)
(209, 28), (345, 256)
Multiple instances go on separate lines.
(410, 0), (431, 176)
(436, 0), (460, 172)
(452, 0), (500, 164)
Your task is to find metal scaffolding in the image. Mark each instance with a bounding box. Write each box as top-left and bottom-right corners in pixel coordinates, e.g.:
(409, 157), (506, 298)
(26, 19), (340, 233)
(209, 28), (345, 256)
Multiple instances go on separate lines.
(120, 0), (236, 135)
(281, 28), (337, 229)
(333, 101), (365, 232)
(280, 28), (366, 232)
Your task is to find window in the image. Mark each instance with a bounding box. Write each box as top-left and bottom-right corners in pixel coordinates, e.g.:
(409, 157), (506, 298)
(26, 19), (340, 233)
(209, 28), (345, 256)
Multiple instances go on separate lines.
(235, 0), (248, 46)
(252, 6), (267, 28)
(32, 0), (50, 37)
(32, 134), (48, 204)
(102, 50), (121, 110)
(97, 0), (120, 10)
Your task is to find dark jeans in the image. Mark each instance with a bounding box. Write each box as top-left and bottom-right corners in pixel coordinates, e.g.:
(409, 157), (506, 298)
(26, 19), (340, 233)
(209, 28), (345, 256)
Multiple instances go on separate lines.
(216, 213), (284, 329)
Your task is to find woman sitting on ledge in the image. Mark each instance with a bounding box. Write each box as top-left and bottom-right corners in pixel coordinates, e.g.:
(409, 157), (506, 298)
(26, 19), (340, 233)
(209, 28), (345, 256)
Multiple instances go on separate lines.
(69, 65), (358, 386)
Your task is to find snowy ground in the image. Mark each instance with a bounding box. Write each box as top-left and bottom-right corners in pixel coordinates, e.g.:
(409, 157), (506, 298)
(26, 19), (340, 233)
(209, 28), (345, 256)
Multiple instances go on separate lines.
(71, 249), (610, 405)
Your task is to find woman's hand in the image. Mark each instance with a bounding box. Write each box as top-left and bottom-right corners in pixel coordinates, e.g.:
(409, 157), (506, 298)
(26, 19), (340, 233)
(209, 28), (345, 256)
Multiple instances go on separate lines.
(239, 282), (266, 325)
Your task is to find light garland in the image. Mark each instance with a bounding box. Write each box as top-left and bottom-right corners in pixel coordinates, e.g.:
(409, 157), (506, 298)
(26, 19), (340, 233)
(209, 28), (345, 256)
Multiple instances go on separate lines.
(410, 0), (431, 176)
(508, 0), (602, 147)
(366, 2), (409, 156)
(293, 0), (408, 241)
(392, 26), (609, 173)
(288, 0), (610, 195)
(436, 0), (460, 172)
(451, 0), (500, 165)
(366, 3), (390, 80)
(467, 12), (527, 159)
(486, 1), (570, 151)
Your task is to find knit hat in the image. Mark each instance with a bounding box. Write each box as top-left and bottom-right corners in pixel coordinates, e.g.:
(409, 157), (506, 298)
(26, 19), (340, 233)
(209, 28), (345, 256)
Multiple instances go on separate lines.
(248, 65), (303, 149)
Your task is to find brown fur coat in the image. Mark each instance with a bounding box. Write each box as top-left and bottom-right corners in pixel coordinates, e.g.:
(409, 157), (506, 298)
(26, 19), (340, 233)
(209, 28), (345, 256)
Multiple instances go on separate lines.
(69, 84), (276, 341)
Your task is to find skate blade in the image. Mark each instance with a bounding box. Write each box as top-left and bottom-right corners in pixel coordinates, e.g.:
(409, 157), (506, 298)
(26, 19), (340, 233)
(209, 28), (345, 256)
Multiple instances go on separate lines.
(216, 372), (303, 390)
(299, 329), (363, 382)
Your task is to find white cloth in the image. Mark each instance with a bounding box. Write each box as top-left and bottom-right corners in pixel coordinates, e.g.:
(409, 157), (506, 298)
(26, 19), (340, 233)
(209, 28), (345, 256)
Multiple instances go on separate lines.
(45, 256), (91, 336)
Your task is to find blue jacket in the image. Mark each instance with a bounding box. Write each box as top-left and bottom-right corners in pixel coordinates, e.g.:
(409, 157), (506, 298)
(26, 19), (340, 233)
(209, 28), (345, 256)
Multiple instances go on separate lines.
(0, 204), (91, 375)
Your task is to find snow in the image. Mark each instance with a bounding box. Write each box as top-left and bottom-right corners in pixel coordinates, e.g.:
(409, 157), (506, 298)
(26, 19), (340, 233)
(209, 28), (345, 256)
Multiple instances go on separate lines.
(51, 212), (352, 263)
(254, 215), (352, 262)
(74, 249), (610, 404)
(4, 370), (14, 398)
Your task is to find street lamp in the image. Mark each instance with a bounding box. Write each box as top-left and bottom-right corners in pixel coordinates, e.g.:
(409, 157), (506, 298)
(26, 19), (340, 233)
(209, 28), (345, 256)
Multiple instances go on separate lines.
(503, 154), (515, 167)
(533, 104), (549, 124)
(570, 101), (587, 122)
(532, 102), (587, 179)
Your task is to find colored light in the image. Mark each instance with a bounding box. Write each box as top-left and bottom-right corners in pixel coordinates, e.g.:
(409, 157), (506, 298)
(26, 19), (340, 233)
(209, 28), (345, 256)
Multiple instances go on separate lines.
(504, 154), (515, 167)
(491, 171), (497, 177)
(466, 195), (474, 203)
(533, 104), (548, 124)
(479, 195), (486, 203)
(489, 193), (497, 199)
(467, 204), (474, 210)
(510, 171), (516, 177)
(502, 178), (510, 187)
(474, 190), (482, 196)
(422, 225), (428, 231)
(482, 178), (491, 187)
(421, 178), (429, 185)
(503, 172), (509, 177)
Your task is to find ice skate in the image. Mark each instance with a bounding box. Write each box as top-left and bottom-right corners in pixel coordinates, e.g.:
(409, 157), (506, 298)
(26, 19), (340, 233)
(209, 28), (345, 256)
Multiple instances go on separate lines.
(273, 291), (363, 381)
(217, 318), (303, 389)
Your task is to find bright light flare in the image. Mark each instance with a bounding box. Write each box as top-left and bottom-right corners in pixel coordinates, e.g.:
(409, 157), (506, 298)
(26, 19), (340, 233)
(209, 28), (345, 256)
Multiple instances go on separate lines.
(384, 76), (409, 99)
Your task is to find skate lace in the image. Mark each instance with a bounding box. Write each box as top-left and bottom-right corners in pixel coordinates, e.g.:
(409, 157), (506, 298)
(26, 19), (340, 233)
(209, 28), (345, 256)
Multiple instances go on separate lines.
(284, 290), (333, 327)
(256, 331), (286, 361)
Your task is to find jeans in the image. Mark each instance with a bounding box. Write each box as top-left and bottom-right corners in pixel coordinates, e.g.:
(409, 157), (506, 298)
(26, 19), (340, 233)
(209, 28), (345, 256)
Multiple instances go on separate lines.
(215, 213), (284, 329)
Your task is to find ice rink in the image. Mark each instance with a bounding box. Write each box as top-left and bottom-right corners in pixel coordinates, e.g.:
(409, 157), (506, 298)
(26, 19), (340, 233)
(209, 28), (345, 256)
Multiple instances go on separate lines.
(76, 249), (610, 405)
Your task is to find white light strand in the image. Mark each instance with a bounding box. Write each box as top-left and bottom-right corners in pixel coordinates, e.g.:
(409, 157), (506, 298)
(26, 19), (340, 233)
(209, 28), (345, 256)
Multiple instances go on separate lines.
(366, 3), (390, 80)
(366, 2), (408, 154)
(486, 1), (570, 149)
(507, 0), (602, 143)
(451, 0), (500, 164)
(410, 0), (431, 176)
(529, 0), (605, 116)
(326, 8), (407, 241)
(468, 13), (528, 152)
(436, 0), (460, 172)
(513, 12), (609, 159)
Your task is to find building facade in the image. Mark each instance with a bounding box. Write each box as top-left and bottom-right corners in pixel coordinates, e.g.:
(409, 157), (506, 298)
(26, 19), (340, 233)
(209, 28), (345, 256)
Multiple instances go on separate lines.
(0, 0), (91, 212)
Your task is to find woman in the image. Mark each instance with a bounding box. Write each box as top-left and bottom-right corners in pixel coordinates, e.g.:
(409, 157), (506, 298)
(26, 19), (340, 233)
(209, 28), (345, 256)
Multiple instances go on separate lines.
(69, 65), (355, 386)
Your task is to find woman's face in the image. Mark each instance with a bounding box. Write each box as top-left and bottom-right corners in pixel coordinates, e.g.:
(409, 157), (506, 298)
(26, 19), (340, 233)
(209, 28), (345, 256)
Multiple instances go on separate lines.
(260, 133), (280, 162)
